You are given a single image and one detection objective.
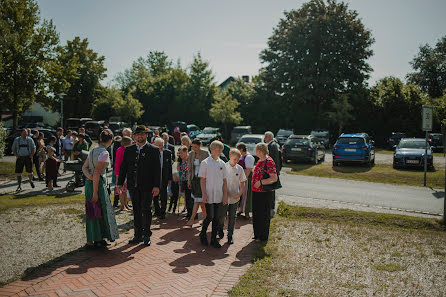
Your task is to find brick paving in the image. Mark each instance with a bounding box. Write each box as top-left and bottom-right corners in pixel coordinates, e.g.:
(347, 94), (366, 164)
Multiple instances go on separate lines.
(0, 215), (255, 297)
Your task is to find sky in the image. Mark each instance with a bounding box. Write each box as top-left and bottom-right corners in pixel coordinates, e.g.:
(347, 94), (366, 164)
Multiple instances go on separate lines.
(37, 0), (446, 86)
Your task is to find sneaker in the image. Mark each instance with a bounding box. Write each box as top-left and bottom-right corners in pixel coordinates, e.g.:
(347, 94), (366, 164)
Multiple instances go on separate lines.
(228, 236), (234, 244)
(210, 239), (222, 249)
(16, 186), (22, 192)
(218, 230), (224, 239)
(143, 236), (151, 247)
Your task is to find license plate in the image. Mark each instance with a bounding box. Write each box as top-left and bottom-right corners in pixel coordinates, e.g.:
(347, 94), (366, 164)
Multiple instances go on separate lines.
(345, 148), (356, 152)
(406, 160), (419, 164)
(291, 148), (302, 151)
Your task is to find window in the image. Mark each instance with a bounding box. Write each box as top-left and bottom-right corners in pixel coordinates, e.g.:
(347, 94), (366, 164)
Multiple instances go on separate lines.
(337, 137), (365, 145)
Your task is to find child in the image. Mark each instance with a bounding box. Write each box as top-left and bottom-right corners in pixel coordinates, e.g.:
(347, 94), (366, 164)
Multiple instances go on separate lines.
(114, 136), (132, 211)
(45, 146), (60, 191)
(220, 148), (246, 244)
(199, 140), (228, 248)
(168, 172), (180, 213)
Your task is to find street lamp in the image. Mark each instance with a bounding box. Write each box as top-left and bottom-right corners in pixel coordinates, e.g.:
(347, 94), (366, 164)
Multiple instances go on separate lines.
(58, 93), (66, 128)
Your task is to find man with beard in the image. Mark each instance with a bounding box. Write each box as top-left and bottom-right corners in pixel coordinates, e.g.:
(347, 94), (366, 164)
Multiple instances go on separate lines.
(117, 125), (161, 246)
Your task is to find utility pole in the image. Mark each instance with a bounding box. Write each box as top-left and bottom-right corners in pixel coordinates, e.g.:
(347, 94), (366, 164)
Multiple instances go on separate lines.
(421, 106), (433, 187)
(58, 93), (66, 129)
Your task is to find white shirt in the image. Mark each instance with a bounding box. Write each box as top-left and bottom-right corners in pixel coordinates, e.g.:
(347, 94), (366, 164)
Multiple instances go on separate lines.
(244, 154), (255, 169)
(225, 163), (247, 204)
(136, 142), (147, 154)
(199, 156), (227, 204)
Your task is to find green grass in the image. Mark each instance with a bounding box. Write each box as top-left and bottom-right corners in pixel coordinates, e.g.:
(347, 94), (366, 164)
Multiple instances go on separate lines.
(277, 202), (444, 231)
(372, 263), (407, 272)
(0, 161), (18, 180)
(286, 163), (445, 189)
(376, 148), (445, 157)
(0, 194), (84, 212)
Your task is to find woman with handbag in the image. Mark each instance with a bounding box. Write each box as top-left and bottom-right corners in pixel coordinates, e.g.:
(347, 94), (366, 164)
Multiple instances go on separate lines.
(251, 142), (279, 242)
(186, 139), (209, 226)
(82, 129), (119, 249)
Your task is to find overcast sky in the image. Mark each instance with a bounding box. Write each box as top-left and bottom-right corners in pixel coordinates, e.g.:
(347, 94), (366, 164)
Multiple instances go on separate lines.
(37, 0), (446, 86)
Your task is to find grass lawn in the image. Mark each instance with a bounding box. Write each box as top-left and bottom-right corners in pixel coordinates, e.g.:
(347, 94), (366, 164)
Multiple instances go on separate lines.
(229, 202), (446, 297)
(286, 163), (445, 189)
(0, 161), (19, 180)
(0, 193), (84, 212)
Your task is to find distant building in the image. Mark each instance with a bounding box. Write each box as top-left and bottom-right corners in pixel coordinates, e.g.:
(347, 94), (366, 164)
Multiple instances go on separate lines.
(219, 75), (251, 90)
(3, 103), (60, 128)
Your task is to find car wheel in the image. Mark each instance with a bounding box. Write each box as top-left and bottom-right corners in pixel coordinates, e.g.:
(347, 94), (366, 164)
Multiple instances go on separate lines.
(332, 160), (337, 167)
(393, 161), (398, 169)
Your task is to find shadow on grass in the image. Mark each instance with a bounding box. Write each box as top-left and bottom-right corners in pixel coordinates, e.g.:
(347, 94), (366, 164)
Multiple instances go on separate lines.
(332, 162), (373, 173)
(11, 190), (83, 199)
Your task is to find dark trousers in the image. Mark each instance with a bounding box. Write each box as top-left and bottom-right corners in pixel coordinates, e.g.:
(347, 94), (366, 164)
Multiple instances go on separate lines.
(53, 159), (61, 186)
(219, 203), (238, 237)
(252, 191), (273, 241)
(130, 188), (153, 238)
(32, 154), (42, 179)
(200, 203), (222, 241)
(154, 183), (168, 216)
(168, 182), (179, 212)
(184, 182), (193, 218)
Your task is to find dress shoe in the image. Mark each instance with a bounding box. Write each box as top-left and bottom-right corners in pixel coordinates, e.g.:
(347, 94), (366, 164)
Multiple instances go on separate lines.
(227, 236), (234, 244)
(199, 235), (209, 246)
(218, 230), (224, 239)
(30, 181), (35, 188)
(210, 239), (222, 249)
(143, 236), (151, 246)
(128, 237), (143, 244)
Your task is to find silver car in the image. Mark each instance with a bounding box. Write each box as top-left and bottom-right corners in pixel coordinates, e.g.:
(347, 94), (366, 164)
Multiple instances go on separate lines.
(236, 134), (264, 157)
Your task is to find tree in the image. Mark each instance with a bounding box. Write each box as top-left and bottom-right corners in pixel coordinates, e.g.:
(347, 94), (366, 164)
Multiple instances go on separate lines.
(325, 94), (354, 136)
(407, 36), (446, 99)
(0, 0), (59, 130)
(260, 0), (374, 130)
(47, 37), (107, 121)
(225, 78), (256, 125)
(209, 91), (243, 139)
(92, 87), (143, 123)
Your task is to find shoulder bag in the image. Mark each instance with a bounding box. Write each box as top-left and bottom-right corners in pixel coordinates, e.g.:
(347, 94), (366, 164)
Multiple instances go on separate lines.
(262, 159), (282, 191)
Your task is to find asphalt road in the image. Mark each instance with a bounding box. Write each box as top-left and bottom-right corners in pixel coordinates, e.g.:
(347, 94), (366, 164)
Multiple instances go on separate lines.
(278, 170), (445, 216)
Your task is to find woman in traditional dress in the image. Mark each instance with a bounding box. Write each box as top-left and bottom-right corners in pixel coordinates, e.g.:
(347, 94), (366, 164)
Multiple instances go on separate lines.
(82, 129), (119, 249)
(236, 142), (255, 219)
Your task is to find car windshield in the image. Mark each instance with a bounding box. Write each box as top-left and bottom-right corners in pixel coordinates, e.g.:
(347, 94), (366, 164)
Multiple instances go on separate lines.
(287, 138), (309, 145)
(278, 130), (293, 136)
(202, 128), (217, 134)
(233, 128), (249, 133)
(399, 141), (427, 149)
(337, 137), (365, 145)
(239, 137), (262, 144)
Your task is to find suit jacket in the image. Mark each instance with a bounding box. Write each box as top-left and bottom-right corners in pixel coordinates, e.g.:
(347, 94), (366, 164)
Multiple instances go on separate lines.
(268, 140), (282, 174)
(187, 149), (210, 183)
(164, 143), (175, 155)
(118, 143), (161, 191)
(161, 149), (173, 186)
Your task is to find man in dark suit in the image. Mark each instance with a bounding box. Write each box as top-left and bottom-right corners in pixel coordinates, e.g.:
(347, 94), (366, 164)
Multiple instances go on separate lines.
(117, 125), (161, 246)
(264, 131), (282, 217)
(162, 132), (175, 155)
(153, 137), (173, 219)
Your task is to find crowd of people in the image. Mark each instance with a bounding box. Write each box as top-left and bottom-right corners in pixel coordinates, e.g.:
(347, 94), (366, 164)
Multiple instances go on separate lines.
(11, 124), (283, 249)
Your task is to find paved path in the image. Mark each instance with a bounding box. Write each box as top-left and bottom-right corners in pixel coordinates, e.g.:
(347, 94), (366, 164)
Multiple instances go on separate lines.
(0, 216), (255, 297)
(278, 170), (445, 216)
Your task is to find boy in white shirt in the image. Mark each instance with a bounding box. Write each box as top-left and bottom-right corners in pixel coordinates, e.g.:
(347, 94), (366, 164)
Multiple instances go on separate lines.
(199, 140), (228, 248)
(221, 148), (246, 244)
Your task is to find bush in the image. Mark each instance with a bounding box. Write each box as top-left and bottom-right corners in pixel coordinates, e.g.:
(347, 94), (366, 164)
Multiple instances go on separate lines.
(0, 122), (6, 158)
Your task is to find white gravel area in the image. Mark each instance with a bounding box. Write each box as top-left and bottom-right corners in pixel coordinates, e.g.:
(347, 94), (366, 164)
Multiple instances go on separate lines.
(0, 204), (134, 285)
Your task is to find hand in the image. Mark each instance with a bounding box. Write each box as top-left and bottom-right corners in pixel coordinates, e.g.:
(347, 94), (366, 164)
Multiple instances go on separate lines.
(152, 187), (160, 197)
(91, 192), (98, 203)
(222, 196), (228, 205)
(202, 195), (208, 204)
(187, 183), (191, 189)
(116, 185), (122, 194)
(86, 174), (93, 181)
(254, 180), (261, 189)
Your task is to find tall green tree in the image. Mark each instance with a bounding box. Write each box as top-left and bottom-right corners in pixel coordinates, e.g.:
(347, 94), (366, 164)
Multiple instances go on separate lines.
(260, 0), (374, 131)
(48, 37), (107, 121)
(407, 36), (446, 99)
(225, 78), (255, 126)
(0, 0), (59, 129)
(325, 94), (354, 136)
(209, 91), (242, 139)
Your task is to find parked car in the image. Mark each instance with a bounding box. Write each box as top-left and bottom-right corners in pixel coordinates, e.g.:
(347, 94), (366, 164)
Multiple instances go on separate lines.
(236, 134), (264, 158)
(387, 132), (407, 149)
(282, 135), (325, 164)
(276, 129), (294, 146)
(310, 129), (330, 148)
(428, 133), (444, 153)
(5, 128), (55, 155)
(84, 121), (104, 139)
(332, 133), (375, 166)
(109, 122), (127, 136)
(393, 138), (433, 169)
(231, 126), (252, 144)
(66, 118), (81, 131)
(187, 124), (201, 139)
(169, 121), (187, 133)
(196, 127), (221, 145)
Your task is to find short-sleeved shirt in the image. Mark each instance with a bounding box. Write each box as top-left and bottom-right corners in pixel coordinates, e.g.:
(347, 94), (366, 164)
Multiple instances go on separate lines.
(199, 156), (228, 204)
(12, 136), (35, 156)
(225, 163), (247, 204)
(72, 141), (88, 153)
(62, 136), (74, 150)
(251, 156), (277, 193)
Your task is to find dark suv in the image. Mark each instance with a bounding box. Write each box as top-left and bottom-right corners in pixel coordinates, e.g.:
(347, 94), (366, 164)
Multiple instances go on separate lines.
(387, 132), (407, 149)
(428, 133), (444, 153)
(85, 121), (104, 139)
(282, 135), (325, 164)
(332, 133), (375, 166)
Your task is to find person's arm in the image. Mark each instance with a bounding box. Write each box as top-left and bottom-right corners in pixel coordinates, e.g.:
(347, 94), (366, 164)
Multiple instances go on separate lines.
(187, 153), (192, 186)
(29, 139), (36, 158)
(168, 152), (173, 184)
(260, 159), (278, 185)
(222, 178), (228, 205)
(91, 159), (107, 203)
(82, 157), (93, 181)
(117, 147), (129, 186)
(199, 161), (207, 203)
(152, 147), (161, 197)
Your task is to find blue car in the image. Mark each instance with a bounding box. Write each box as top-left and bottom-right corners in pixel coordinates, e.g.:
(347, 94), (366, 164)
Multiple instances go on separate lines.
(393, 138), (433, 169)
(332, 133), (376, 166)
